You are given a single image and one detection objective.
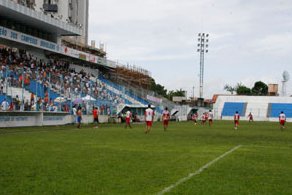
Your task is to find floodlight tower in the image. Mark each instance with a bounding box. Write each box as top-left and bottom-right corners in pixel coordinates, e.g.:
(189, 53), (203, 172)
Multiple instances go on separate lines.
(197, 33), (209, 99)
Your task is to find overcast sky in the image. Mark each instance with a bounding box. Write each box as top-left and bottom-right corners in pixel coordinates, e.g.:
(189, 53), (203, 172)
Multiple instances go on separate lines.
(88, 0), (292, 99)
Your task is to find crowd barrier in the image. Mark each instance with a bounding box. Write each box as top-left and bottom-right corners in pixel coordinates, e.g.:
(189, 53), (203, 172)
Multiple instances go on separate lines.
(0, 112), (109, 128)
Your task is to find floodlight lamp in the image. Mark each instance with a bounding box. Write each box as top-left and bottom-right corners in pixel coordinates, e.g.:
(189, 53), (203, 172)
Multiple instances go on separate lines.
(206, 34), (209, 37)
(206, 44), (208, 48)
(197, 44), (200, 47)
(202, 33), (205, 36)
(206, 39), (209, 42)
(198, 38), (201, 41)
(198, 33), (201, 36)
(197, 49), (200, 52)
(206, 50), (208, 53)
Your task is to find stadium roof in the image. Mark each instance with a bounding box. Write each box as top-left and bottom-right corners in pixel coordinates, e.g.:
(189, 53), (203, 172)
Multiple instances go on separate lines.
(0, 0), (82, 36)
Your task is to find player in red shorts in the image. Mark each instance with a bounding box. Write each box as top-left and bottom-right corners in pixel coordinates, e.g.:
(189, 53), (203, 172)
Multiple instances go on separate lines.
(162, 107), (170, 131)
(208, 110), (214, 127)
(125, 109), (132, 129)
(279, 111), (286, 130)
(248, 112), (254, 122)
(192, 112), (198, 125)
(201, 112), (208, 125)
(144, 104), (154, 134)
(92, 106), (99, 128)
(234, 111), (240, 130)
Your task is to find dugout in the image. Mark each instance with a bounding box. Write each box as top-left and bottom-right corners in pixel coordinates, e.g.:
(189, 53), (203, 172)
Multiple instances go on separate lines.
(118, 104), (156, 122)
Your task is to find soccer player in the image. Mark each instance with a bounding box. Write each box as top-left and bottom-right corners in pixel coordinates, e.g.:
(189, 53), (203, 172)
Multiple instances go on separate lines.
(234, 111), (240, 130)
(92, 107), (99, 128)
(248, 112), (254, 122)
(208, 110), (214, 127)
(201, 112), (207, 125)
(77, 106), (82, 128)
(162, 107), (170, 131)
(125, 109), (132, 129)
(279, 111), (286, 130)
(192, 112), (198, 125)
(144, 104), (154, 134)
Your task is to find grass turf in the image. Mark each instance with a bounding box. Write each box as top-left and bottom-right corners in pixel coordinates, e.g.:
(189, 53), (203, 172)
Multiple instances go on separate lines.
(0, 121), (291, 194)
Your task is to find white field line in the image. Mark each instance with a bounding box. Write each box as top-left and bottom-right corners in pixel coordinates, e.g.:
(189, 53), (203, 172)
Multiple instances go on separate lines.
(157, 145), (242, 195)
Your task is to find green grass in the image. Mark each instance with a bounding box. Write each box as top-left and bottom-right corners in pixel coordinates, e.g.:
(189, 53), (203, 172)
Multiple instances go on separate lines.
(0, 121), (291, 195)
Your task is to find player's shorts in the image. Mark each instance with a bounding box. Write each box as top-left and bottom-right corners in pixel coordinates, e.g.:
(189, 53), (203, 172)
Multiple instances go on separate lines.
(234, 120), (239, 125)
(77, 116), (82, 123)
(209, 119), (213, 122)
(146, 121), (153, 127)
(93, 117), (99, 123)
(280, 120), (285, 125)
(126, 117), (131, 124)
(163, 120), (169, 125)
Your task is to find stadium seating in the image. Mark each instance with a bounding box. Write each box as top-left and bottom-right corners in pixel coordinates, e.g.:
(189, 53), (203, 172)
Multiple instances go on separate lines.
(0, 47), (151, 114)
(98, 76), (148, 106)
(221, 102), (247, 116)
(268, 103), (292, 118)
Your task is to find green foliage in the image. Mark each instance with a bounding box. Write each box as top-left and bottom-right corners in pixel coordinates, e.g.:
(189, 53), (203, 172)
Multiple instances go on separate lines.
(225, 81), (268, 96)
(150, 78), (185, 100)
(236, 83), (251, 95)
(150, 78), (167, 97)
(1, 122), (292, 194)
(167, 88), (186, 100)
(252, 81), (268, 95)
(224, 84), (235, 94)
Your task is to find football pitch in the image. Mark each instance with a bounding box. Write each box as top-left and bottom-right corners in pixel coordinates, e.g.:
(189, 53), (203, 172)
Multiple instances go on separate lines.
(0, 121), (292, 195)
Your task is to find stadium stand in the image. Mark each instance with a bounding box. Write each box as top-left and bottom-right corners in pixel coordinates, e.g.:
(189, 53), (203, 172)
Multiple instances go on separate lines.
(221, 102), (247, 116)
(0, 0), (164, 127)
(0, 46), (150, 114)
(213, 95), (292, 121)
(268, 103), (292, 118)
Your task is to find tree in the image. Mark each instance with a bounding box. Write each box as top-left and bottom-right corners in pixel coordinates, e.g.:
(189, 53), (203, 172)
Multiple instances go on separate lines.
(236, 83), (251, 95)
(251, 81), (268, 96)
(150, 78), (167, 97)
(167, 89), (186, 100)
(224, 84), (235, 94)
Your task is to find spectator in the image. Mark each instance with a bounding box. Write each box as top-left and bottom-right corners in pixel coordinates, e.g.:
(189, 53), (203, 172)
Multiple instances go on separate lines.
(15, 95), (20, 110)
(8, 101), (14, 111)
(1, 98), (9, 111)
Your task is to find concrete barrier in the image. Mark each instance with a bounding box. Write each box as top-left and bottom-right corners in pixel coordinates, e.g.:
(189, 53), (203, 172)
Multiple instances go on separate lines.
(0, 111), (109, 128)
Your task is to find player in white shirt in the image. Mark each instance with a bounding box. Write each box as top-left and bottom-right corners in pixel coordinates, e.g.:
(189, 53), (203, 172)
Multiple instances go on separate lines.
(192, 112), (198, 125)
(144, 104), (154, 134)
(201, 113), (207, 125)
(125, 109), (132, 129)
(279, 111), (286, 130)
(208, 110), (214, 127)
(234, 111), (240, 130)
(162, 107), (170, 131)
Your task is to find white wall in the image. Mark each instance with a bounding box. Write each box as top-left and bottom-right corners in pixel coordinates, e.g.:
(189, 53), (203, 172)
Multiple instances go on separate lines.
(34, 0), (88, 44)
(0, 112), (110, 128)
(213, 95), (292, 121)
